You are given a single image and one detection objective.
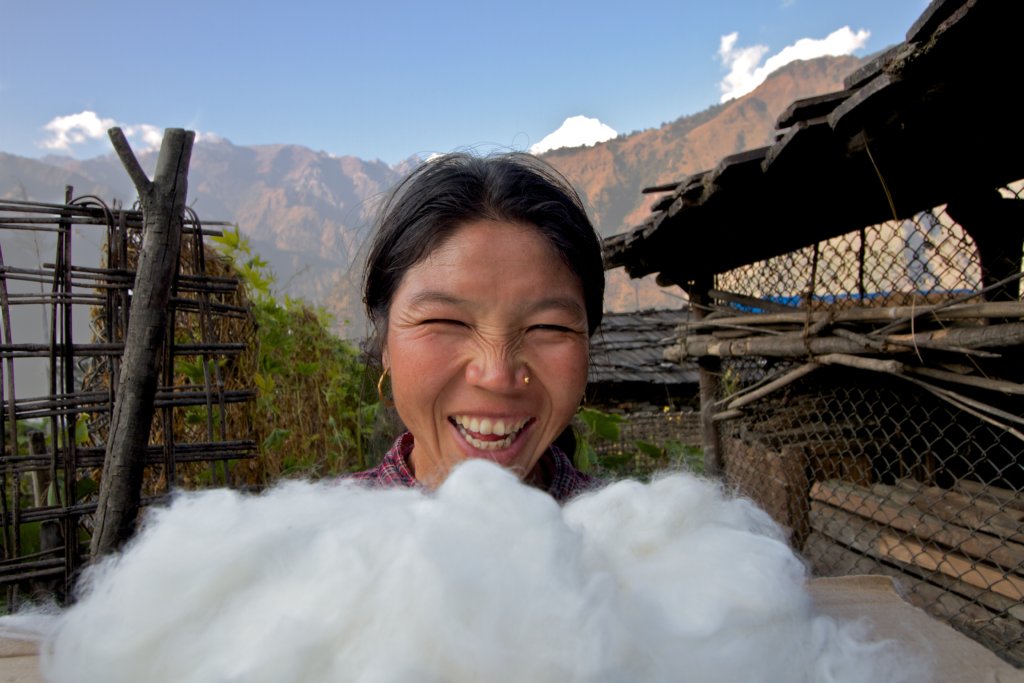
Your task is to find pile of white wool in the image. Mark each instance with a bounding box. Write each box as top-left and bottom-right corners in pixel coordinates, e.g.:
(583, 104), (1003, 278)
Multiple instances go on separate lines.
(1, 460), (928, 683)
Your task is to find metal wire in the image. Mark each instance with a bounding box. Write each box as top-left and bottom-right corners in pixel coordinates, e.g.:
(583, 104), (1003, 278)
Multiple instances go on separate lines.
(709, 189), (1024, 665)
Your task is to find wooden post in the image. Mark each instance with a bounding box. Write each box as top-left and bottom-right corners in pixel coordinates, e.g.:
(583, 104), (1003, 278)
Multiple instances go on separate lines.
(90, 128), (194, 559)
(947, 189), (1024, 302)
(691, 275), (724, 477)
(28, 431), (62, 556)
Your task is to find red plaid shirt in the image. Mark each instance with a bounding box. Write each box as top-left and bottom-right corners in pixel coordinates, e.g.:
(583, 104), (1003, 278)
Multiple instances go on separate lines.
(346, 432), (597, 503)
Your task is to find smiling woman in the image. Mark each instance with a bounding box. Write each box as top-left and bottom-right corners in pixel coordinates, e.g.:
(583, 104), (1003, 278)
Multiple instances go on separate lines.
(352, 152), (605, 500)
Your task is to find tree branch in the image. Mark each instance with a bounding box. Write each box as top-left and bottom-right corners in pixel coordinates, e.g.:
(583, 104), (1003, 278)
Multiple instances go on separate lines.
(108, 127), (153, 196)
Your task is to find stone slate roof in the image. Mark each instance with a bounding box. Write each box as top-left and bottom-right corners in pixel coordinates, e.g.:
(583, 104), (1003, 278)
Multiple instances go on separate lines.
(588, 309), (698, 386)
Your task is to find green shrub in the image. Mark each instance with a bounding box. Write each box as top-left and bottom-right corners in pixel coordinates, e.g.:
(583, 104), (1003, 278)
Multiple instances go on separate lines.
(210, 228), (381, 485)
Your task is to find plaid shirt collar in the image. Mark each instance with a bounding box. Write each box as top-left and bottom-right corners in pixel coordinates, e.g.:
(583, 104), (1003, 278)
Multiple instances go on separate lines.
(348, 432), (596, 503)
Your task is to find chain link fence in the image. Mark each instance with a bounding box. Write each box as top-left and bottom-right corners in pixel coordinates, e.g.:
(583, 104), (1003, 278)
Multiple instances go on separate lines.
(692, 186), (1023, 665)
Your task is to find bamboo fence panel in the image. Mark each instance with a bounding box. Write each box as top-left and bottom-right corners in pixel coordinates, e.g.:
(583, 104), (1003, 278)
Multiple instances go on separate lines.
(0, 194), (257, 605)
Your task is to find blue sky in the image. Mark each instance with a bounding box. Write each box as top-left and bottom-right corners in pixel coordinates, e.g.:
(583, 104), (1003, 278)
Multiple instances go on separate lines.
(1, 0), (930, 165)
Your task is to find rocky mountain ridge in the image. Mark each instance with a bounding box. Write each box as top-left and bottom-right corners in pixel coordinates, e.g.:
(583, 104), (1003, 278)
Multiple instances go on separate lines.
(1, 54), (866, 336)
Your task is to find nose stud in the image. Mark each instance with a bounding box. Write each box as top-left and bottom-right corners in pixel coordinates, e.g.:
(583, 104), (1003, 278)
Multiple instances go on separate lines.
(523, 375), (531, 385)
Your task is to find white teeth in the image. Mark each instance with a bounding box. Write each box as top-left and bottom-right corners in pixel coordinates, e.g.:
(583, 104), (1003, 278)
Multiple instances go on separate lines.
(453, 415), (529, 449)
(464, 433), (514, 451)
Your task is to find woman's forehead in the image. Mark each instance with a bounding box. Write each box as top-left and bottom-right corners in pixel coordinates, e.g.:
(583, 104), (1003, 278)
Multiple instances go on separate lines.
(414, 220), (557, 271)
(392, 220), (585, 313)
(403, 288), (586, 318)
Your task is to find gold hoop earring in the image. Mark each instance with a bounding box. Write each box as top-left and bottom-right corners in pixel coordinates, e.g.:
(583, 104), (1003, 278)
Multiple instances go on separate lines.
(377, 368), (395, 407)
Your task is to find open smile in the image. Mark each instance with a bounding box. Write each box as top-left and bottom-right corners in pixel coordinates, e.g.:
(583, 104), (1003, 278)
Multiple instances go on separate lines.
(449, 415), (534, 451)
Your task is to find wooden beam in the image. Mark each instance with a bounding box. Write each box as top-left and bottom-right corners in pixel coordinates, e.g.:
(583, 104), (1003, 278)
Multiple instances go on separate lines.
(668, 321), (1024, 361)
(810, 501), (1024, 601)
(683, 301), (1024, 330)
(810, 480), (1024, 573)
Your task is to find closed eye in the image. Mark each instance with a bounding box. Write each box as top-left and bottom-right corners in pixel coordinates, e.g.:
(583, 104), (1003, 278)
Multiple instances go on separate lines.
(422, 318), (468, 328)
(529, 324), (578, 333)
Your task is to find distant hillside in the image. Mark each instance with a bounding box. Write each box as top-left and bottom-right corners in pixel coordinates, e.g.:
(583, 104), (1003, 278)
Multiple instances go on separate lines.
(1, 54), (865, 336)
(2, 144), (407, 323)
(0, 153), (121, 203)
(540, 55), (865, 313)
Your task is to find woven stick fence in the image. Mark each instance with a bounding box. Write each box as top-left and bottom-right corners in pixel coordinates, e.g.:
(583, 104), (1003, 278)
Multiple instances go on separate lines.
(0, 191), (257, 605)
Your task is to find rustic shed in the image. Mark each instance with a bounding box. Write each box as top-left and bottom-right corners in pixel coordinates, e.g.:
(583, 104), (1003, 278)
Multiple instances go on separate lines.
(583, 309), (702, 472)
(604, 0), (1024, 666)
(587, 308), (698, 405)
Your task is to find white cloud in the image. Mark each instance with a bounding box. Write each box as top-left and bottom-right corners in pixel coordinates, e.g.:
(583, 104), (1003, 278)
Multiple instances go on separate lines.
(194, 131), (224, 145)
(41, 111), (117, 151)
(40, 110), (220, 155)
(529, 115), (618, 154)
(122, 123), (164, 152)
(718, 26), (871, 103)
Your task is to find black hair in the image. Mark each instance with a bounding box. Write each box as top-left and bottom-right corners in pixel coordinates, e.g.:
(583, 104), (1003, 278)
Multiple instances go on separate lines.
(363, 152), (604, 356)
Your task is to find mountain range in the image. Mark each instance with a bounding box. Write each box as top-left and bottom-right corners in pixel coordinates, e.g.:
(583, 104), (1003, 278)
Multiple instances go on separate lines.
(1, 54), (865, 338)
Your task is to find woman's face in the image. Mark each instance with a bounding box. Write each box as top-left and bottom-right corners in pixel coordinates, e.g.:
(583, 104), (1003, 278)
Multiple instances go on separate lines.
(383, 219), (590, 489)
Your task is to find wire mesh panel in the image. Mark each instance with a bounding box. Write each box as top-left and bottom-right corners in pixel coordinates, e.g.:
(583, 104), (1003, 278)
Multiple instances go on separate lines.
(587, 409), (703, 477)
(682, 187), (1024, 665)
(0, 194), (257, 606)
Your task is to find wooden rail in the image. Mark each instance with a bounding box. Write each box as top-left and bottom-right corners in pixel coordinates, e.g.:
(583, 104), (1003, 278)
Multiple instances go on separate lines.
(806, 477), (1024, 663)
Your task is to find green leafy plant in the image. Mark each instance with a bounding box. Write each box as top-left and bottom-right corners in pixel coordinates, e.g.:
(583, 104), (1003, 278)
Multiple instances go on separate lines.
(572, 407), (622, 473)
(210, 227), (380, 484)
(635, 439), (704, 474)
(572, 406), (704, 478)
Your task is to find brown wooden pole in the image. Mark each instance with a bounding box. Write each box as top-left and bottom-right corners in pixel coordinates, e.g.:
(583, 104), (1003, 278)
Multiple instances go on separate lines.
(947, 189), (1024, 302)
(669, 321), (1024, 360)
(90, 128), (194, 559)
(690, 275), (724, 477)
